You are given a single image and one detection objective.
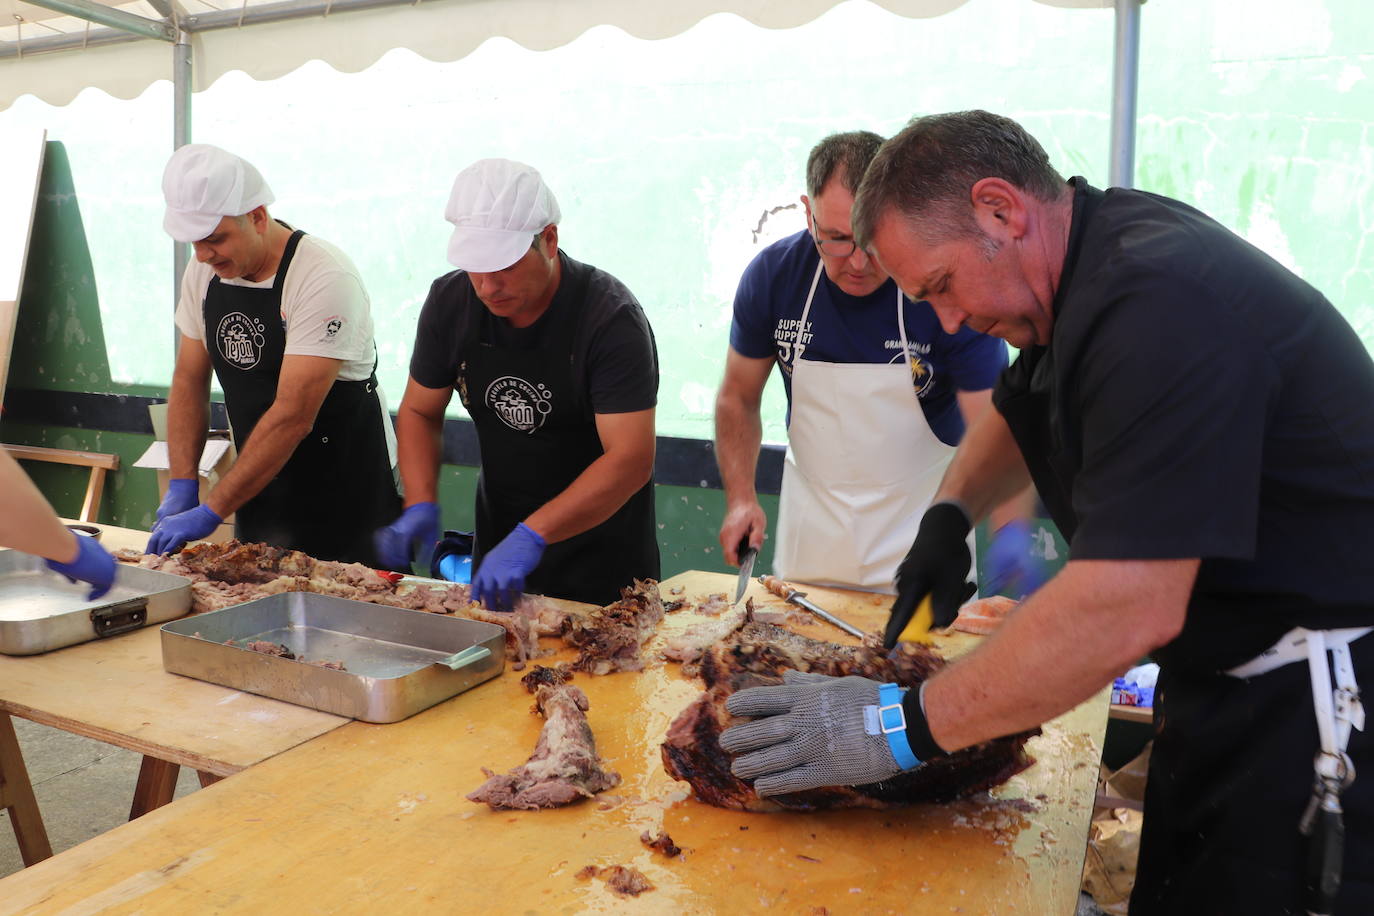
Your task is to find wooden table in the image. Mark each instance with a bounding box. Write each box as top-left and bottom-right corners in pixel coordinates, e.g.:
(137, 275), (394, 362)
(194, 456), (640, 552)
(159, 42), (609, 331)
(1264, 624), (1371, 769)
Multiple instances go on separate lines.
(0, 570), (1107, 914)
(0, 522), (347, 866)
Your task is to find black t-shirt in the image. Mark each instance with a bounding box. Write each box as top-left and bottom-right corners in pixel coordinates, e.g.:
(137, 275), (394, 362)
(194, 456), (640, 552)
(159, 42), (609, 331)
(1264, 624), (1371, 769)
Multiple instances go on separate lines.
(996, 178), (1374, 669)
(409, 251), (658, 416)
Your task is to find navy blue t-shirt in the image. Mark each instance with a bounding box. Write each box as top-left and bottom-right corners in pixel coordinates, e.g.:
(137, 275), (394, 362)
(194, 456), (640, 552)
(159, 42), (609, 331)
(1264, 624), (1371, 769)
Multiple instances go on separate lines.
(729, 230), (1007, 445)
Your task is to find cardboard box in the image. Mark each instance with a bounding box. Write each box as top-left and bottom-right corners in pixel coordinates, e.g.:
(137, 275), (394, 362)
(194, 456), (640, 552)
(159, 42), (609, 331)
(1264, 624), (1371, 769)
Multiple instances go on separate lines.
(133, 404), (238, 544)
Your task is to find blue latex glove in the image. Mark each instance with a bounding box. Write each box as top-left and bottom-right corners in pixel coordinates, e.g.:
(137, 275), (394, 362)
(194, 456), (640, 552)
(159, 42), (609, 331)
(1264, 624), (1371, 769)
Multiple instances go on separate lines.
(373, 502), (440, 570)
(46, 534), (117, 600)
(471, 523), (546, 613)
(146, 504), (222, 555)
(155, 478), (200, 527)
(982, 520), (1046, 599)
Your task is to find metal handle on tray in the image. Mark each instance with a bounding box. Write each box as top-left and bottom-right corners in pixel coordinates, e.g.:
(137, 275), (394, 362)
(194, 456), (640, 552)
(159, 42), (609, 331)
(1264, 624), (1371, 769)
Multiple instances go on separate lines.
(435, 645), (491, 670)
(90, 597), (148, 638)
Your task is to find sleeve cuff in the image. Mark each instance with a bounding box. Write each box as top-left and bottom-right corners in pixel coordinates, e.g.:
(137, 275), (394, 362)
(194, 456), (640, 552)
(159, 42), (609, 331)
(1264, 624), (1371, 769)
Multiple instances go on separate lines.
(900, 681), (949, 762)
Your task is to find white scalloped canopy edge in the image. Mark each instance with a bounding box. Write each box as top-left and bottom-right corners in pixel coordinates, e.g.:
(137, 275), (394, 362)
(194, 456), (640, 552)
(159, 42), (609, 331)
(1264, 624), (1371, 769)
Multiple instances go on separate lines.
(0, 0), (1112, 111)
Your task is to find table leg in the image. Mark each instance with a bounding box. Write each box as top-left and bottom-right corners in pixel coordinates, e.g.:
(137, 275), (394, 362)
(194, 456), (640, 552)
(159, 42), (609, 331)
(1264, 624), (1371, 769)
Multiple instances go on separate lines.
(129, 756), (180, 820)
(0, 713), (53, 866)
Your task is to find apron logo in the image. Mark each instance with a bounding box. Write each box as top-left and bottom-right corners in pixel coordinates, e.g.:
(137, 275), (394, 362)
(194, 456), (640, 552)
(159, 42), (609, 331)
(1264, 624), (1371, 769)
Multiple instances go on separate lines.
(891, 351), (936, 398)
(324, 316), (342, 339)
(215, 311), (267, 369)
(485, 376), (552, 433)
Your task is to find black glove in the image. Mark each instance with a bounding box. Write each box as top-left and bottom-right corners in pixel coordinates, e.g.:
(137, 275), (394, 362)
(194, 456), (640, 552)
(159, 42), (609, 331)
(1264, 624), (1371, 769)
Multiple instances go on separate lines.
(884, 502), (976, 649)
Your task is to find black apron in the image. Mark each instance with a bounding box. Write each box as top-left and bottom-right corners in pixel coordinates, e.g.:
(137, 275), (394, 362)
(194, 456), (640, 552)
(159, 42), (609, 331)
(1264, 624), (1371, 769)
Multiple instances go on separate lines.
(459, 268), (658, 606)
(994, 187), (1374, 914)
(202, 229), (399, 566)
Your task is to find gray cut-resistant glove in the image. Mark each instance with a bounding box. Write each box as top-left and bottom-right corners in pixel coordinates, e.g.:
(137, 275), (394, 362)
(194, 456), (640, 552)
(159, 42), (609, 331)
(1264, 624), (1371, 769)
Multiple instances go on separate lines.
(719, 670), (919, 796)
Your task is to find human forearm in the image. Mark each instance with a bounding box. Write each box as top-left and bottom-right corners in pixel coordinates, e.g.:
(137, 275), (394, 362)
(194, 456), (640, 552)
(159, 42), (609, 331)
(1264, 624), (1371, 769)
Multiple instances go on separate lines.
(923, 558), (1196, 751)
(935, 408), (1032, 524)
(166, 365), (210, 481)
(715, 392), (763, 507)
(987, 484), (1039, 532)
(395, 404), (443, 506)
(524, 448), (653, 544)
(202, 407), (313, 517)
(0, 451), (79, 562)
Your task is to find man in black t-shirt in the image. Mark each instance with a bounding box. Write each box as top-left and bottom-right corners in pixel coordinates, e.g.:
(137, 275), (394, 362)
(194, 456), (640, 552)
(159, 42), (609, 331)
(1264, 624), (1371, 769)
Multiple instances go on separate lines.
(374, 159), (660, 608)
(715, 112), (1374, 915)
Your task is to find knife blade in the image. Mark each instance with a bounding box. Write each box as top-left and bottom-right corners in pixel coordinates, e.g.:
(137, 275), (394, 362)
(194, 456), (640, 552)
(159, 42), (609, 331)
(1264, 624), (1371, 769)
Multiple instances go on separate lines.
(734, 537), (758, 604)
(758, 577), (866, 639)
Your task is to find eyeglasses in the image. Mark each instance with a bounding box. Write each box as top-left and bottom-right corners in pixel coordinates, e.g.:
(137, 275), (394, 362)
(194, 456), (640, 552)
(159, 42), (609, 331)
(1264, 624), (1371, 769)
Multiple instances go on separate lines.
(807, 209), (859, 258)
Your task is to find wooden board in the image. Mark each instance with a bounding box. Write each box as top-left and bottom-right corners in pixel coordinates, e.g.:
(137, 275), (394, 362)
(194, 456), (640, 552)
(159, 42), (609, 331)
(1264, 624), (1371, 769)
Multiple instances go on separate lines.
(0, 570), (1107, 914)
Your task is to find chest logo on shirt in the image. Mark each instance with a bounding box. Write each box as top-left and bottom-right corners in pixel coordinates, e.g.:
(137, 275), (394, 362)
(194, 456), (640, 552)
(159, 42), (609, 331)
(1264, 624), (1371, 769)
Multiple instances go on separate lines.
(901, 353), (936, 398)
(485, 376), (552, 433)
(215, 312), (267, 370)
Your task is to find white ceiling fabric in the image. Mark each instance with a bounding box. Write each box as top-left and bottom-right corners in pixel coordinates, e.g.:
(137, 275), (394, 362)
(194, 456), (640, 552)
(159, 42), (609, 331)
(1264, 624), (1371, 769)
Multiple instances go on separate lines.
(0, 0), (1111, 110)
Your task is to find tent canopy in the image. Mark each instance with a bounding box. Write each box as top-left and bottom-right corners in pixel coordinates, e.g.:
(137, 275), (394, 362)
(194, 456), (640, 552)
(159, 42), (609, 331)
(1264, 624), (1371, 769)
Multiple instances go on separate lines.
(0, 0), (1114, 110)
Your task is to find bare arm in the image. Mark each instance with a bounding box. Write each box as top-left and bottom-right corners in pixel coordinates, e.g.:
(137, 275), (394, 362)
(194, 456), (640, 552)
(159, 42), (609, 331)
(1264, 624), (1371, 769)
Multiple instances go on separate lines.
(202, 354), (342, 517)
(0, 450), (81, 563)
(166, 335), (213, 480)
(524, 408), (656, 544)
(714, 347), (774, 564)
(394, 377), (452, 506)
(954, 388), (1036, 530)
(925, 557), (1197, 750)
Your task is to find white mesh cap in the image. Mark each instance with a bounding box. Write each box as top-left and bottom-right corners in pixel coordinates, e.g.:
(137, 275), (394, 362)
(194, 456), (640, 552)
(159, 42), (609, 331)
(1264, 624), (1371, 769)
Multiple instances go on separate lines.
(162, 144), (275, 243)
(445, 159), (561, 272)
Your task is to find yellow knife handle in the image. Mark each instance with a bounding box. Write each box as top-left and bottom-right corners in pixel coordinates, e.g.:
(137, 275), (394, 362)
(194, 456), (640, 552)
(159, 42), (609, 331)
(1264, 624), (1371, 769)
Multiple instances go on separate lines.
(898, 594), (936, 644)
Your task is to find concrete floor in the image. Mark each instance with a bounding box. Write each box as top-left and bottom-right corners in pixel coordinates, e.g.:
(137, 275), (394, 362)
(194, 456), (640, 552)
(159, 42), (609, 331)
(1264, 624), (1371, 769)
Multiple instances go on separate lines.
(0, 715), (202, 879)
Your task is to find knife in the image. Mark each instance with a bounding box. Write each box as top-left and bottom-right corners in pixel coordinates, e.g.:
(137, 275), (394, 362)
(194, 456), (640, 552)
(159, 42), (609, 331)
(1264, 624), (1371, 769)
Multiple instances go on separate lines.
(758, 576), (866, 639)
(734, 537), (758, 605)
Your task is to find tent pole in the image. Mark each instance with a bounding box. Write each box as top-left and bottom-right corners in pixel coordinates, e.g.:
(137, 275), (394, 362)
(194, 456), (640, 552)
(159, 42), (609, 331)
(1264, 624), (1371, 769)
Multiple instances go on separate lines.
(173, 29), (191, 330)
(1109, 0), (1141, 189)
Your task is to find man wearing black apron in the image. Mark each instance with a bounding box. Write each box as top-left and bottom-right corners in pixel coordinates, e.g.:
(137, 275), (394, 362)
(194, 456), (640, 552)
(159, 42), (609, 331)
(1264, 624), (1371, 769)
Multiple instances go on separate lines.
(376, 159), (659, 609)
(716, 112), (1374, 915)
(149, 144), (399, 565)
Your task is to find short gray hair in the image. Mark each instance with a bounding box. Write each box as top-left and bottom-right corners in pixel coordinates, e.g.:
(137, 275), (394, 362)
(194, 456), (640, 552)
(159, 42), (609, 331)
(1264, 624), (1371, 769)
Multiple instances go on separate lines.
(852, 110), (1066, 248)
(806, 130), (885, 199)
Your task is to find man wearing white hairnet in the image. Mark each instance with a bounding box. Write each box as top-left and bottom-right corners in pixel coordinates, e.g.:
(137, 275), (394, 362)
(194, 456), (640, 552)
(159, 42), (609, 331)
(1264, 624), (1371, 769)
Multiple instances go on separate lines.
(150, 144), (400, 563)
(376, 159), (660, 609)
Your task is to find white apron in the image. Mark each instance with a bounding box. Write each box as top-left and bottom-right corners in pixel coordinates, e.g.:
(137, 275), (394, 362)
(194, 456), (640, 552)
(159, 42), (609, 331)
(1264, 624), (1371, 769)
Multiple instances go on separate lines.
(772, 263), (956, 593)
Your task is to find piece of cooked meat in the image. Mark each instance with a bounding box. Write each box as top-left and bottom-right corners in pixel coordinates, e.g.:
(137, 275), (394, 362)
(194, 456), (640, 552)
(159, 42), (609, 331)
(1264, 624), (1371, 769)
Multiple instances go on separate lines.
(466, 685), (620, 810)
(561, 580), (664, 675)
(245, 641), (295, 660)
(661, 625), (1037, 811)
(520, 664), (573, 693)
(639, 830), (682, 858)
(575, 865), (654, 897)
(949, 595), (1020, 635)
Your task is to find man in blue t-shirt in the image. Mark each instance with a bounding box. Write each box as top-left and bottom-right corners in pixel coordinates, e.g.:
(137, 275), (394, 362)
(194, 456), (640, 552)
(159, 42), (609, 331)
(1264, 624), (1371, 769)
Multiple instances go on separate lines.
(715, 130), (1026, 594)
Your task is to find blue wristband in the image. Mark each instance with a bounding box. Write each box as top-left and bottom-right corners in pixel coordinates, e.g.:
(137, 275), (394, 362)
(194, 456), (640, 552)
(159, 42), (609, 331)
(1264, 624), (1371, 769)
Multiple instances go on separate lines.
(877, 682), (922, 771)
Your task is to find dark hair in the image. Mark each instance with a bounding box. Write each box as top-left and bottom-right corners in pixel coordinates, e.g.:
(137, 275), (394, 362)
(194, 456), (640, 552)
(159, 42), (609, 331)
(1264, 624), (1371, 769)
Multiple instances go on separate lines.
(852, 110), (1065, 247)
(806, 130), (885, 199)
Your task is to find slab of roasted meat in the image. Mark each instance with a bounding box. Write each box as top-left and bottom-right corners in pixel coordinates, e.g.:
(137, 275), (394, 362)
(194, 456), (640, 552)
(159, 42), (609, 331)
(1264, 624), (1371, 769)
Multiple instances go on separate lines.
(661, 622), (1037, 811)
(560, 580), (664, 675)
(122, 540), (575, 668)
(467, 684), (620, 810)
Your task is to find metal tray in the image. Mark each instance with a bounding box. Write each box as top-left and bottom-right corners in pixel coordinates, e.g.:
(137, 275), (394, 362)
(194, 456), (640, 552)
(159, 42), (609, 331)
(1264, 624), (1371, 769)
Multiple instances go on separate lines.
(0, 550), (192, 655)
(160, 592), (506, 723)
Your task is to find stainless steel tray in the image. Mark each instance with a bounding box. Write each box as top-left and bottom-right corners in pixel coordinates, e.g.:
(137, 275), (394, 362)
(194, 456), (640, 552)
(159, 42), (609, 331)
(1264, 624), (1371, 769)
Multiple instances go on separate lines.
(0, 550), (192, 655)
(160, 592), (506, 723)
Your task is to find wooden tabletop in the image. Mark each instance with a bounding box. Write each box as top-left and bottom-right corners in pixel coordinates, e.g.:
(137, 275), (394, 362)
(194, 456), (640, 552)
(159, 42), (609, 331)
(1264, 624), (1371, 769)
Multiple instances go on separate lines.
(0, 522), (346, 775)
(0, 570), (1107, 914)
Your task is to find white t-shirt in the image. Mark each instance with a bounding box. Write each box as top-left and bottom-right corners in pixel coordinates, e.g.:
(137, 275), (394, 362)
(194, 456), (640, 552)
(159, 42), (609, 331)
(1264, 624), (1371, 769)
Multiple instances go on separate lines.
(174, 233), (378, 381)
